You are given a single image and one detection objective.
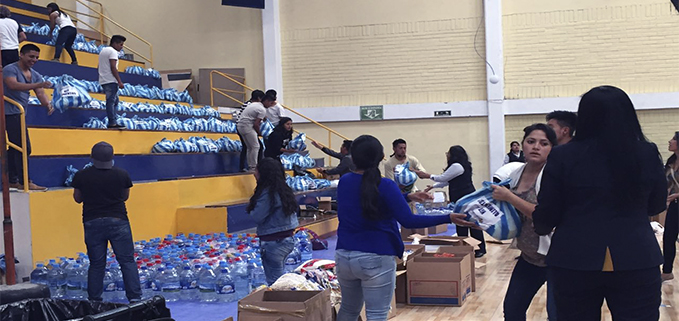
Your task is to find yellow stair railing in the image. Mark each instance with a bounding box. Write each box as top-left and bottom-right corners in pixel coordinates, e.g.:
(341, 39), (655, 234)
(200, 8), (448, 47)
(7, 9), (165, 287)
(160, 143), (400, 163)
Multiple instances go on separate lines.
(3, 97), (29, 193)
(61, 0), (154, 67)
(209, 71), (351, 166)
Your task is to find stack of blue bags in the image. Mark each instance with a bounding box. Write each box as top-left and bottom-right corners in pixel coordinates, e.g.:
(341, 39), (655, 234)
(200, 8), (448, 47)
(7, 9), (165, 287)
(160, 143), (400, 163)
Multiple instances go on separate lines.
(82, 114), (236, 133)
(80, 100), (221, 118)
(151, 136), (242, 154)
(23, 23), (126, 57)
(285, 175), (332, 192)
(280, 153), (316, 170)
(125, 66), (161, 79)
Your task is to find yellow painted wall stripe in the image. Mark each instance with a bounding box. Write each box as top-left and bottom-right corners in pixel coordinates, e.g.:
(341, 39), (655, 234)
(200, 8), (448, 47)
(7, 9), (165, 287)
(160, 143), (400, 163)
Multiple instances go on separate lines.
(7, 6), (47, 20)
(26, 41), (145, 70)
(29, 127), (239, 156)
(176, 207), (228, 235)
(29, 174), (257, 264)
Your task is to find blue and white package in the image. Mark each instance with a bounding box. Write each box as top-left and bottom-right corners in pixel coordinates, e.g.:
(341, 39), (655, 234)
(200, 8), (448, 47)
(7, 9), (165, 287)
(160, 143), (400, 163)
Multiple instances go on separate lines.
(260, 120), (274, 138)
(394, 161), (418, 187)
(152, 138), (176, 153)
(51, 76), (93, 112)
(452, 180), (522, 241)
(288, 133), (307, 151)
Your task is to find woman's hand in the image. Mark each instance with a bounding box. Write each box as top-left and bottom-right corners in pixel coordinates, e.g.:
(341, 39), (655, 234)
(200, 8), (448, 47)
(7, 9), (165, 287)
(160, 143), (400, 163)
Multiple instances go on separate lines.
(491, 184), (514, 202)
(424, 185), (434, 193)
(449, 213), (478, 228)
(414, 170), (430, 179)
(408, 191), (433, 202)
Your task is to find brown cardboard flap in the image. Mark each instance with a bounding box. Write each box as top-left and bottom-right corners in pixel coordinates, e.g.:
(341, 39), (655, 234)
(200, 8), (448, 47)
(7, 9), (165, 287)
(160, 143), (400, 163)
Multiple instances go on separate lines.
(415, 235), (481, 250)
(238, 289), (332, 321)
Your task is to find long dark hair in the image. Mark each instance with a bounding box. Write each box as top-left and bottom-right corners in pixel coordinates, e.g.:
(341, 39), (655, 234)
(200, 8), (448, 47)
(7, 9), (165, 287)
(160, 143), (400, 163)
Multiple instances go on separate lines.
(246, 158), (298, 216)
(351, 135), (385, 221)
(665, 131), (679, 170)
(447, 145), (472, 174)
(46, 3), (65, 16)
(575, 86), (648, 204)
(272, 117), (292, 134)
(523, 123), (557, 147)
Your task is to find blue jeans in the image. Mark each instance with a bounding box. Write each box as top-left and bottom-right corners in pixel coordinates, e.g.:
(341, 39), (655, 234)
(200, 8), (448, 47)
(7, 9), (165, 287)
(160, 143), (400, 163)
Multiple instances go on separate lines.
(335, 249), (395, 321)
(504, 257), (556, 321)
(54, 25), (77, 62)
(261, 236), (295, 285)
(84, 217), (141, 302)
(102, 83), (119, 126)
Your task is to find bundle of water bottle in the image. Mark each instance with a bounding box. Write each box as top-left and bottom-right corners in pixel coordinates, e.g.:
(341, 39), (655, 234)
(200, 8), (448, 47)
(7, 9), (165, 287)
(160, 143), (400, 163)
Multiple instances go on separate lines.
(414, 202), (456, 215)
(30, 230), (315, 303)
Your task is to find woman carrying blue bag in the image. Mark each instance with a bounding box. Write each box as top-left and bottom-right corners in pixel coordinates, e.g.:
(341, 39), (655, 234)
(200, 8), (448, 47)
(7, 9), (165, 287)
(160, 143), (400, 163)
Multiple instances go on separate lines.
(264, 117), (297, 160)
(490, 123), (558, 321)
(246, 158), (299, 285)
(335, 135), (474, 321)
(415, 145), (487, 257)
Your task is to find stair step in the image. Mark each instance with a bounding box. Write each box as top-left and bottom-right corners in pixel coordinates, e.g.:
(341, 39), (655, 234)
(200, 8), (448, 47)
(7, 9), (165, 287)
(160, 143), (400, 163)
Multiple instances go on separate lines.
(28, 127), (238, 156)
(26, 41), (144, 70)
(34, 59), (161, 88)
(30, 152), (240, 188)
(42, 88), (194, 108)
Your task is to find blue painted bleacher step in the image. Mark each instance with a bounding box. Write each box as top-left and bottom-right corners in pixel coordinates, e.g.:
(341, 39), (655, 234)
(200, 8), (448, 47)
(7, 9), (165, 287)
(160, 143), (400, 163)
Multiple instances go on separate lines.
(29, 152), (241, 188)
(33, 60), (162, 88)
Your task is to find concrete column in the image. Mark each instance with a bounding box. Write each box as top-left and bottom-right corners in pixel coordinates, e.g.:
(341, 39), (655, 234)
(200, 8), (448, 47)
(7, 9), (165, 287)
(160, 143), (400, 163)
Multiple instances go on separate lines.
(484, 0), (506, 178)
(262, 0), (284, 103)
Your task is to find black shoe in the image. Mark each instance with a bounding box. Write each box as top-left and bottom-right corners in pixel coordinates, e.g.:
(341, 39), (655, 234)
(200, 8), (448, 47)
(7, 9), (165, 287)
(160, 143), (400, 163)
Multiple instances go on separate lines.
(474, 251), (486, 258)
(107, 124), (125, 129)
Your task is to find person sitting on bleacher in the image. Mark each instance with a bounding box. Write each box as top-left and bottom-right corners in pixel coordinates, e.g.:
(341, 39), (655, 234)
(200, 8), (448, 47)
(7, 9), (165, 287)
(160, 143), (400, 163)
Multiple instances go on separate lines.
(98, 35), (126, 129)
(3, 43), (53, 191)
(0, 6), (26, 67)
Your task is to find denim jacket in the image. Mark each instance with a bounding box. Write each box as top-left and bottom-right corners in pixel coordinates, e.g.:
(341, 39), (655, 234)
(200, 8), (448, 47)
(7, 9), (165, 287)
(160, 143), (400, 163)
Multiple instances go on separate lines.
(248, 188), (299, 236)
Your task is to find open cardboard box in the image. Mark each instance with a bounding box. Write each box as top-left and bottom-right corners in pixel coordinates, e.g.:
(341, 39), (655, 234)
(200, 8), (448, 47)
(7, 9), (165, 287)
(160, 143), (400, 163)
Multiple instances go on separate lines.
(407, 251), (473, 306)
(238, 288), (333, 321)
(317, 197), (332, 212)
(412, 235), (481, 292)
(396, 244), (425, 271)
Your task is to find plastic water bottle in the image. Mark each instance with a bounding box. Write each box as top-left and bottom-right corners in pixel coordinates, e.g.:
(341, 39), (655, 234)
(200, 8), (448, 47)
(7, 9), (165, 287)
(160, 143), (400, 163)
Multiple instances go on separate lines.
(110, 264), (125, 302)
(232, 258), (250, 299)
(65, 264), (85, 299)
(197, 265), (217, 303)
(296, 230), (313, 263)
(47, 263), (66, 298)
(151, 267), (164, 297)
(215, 267), (235, 303)
(102, 268), (116, 302)
(179, 266), (198, 301)
(250, 260), (267, 289)
(138, 266), (153, 299)
(160, 265), (181, 302)
(30, 263), (49, 286)
(284, 247), (301, 273)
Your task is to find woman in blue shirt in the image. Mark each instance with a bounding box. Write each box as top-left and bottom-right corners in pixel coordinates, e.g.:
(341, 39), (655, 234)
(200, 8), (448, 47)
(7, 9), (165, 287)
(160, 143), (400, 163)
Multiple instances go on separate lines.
(246, 158), (299, 285)
(335, 135), (474, 321)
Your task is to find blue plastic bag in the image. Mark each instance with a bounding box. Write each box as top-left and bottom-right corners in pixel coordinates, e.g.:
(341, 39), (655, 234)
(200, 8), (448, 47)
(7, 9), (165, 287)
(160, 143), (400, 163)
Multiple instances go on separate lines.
(394, 161), (418, 187)
(288, 133), (307, 151)
(64, 165), (79, 187)
(152, 138), (175, 153)
(51, 76), (93, 112)
(452, 180), (522, 241)
(260, 120), (274, 138)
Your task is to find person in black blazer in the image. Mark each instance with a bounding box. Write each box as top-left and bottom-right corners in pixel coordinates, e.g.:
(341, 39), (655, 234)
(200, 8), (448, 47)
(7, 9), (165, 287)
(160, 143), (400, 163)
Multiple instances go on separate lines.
(532, 86), (667, 321)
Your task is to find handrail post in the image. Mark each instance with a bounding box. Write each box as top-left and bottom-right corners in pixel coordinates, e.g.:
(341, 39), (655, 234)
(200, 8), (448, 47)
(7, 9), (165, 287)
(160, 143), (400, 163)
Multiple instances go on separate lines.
(210, 73), (214, 106)
(328, 131), (332, 166)
(20, 112), (27, 193)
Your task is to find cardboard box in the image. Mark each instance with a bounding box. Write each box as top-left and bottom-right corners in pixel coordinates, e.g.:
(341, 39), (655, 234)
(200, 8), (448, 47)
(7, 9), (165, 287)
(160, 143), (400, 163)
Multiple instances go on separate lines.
(317, 197), (332, 212)
(427, 224), (449, 235)
(359, 291), (397, 320)
(238, 288), (333, 321)
(396, 244), (425, 271)
(395, 270), (408, 304)
(406, 252), (472, 307)
(418, 236), (480, 292)
(299, 205), (318, 218)
(400, 227), (428, 241)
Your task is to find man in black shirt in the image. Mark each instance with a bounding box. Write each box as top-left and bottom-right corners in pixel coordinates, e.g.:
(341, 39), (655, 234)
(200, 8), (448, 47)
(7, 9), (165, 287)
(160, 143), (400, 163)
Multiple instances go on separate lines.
(71, 141), (141, 302)
(312, 139), (354, 177)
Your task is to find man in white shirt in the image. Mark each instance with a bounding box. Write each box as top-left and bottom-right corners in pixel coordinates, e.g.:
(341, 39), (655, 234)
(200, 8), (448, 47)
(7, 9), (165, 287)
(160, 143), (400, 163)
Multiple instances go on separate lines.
(265, 89), (285, 126)
(237, 91), (275, 171)
(383, 138), (425, 193)
(0, 6), (26, 67)
(98, 35), (126, 129)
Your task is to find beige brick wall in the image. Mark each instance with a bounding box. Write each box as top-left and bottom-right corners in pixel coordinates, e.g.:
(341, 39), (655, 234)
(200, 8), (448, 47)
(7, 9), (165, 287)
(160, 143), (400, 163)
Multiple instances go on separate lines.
(295, 116), (490, 189)
(505, 109), (679, 160)
(504, 1), (679, 99)
(280, 0), (486, 108)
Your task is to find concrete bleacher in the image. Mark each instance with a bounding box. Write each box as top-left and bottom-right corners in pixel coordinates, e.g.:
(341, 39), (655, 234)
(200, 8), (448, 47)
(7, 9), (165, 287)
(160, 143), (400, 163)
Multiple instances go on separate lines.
(0, 0), (339, 282)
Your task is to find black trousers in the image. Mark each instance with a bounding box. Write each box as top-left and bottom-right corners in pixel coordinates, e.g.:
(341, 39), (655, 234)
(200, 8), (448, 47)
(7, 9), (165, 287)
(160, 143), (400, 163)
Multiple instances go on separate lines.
(456, 226), (487, 254)
(663, 200), (678, 273)
(550, 266), (661, 321)
(237, 129), (263, 170)
(54, 25), (77, 62)
(1, 49), (19, 67)
(5, 114), (31, 184)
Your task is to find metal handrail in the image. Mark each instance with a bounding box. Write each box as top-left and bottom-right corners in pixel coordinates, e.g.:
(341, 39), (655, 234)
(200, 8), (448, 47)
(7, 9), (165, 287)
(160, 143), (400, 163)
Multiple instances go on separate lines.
(74, 0), (154, 67)
(3, 97), (28, 193)
(209, 70), (246, 106)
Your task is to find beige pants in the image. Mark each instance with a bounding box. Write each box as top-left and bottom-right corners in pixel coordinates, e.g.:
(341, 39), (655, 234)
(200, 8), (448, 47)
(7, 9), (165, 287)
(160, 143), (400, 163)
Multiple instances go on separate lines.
(237, 123), (260, 169)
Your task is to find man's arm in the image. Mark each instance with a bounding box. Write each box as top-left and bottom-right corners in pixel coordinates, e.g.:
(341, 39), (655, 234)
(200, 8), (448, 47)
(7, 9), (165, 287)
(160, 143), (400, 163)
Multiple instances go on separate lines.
(110, 59), (124, 89)
(4, 76), (49, 92)
(18, 31), (26, 43)
(73, 189), (83, 204)
(253, 118), (263, 135)
(322, 147), (344, 159)
(324, 156), (351, 175)
(34, 87), (54, 115)
(122, 188), (130, 201)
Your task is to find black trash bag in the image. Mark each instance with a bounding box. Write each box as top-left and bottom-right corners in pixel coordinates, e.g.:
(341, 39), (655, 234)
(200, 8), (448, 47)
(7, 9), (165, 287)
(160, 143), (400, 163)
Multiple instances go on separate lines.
(0, 296), (171, 321)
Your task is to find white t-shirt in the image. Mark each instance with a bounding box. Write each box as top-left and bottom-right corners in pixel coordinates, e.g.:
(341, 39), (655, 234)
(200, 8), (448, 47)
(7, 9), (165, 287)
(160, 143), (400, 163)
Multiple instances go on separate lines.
(0, 18), (21, 50)
(237, 102), (266, 128)
(266, 103), (285, 125)
(55, 12), (75, 28)
(98, 46), (119, 85)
